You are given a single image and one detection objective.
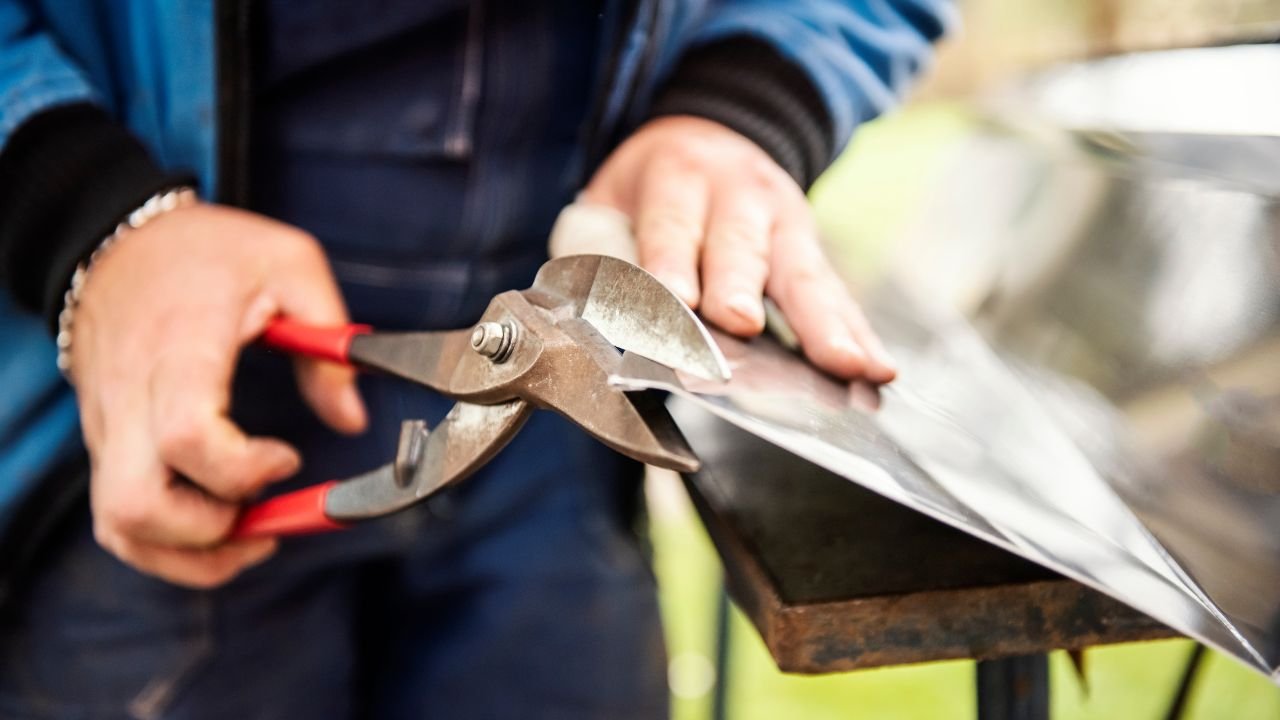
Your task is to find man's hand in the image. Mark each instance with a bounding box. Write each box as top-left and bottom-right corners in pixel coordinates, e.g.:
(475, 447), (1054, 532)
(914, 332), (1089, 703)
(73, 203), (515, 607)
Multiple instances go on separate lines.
(70, 204), (367, 588)
(583, 116), (896, 382)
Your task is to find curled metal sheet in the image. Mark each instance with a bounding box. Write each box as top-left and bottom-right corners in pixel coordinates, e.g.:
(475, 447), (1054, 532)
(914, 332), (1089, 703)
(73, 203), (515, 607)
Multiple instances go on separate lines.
(614, 48), (1280, 681)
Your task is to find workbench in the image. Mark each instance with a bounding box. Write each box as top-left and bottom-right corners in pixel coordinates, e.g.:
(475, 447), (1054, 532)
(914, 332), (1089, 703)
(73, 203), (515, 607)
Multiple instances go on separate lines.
(680, 412), (1177, 717)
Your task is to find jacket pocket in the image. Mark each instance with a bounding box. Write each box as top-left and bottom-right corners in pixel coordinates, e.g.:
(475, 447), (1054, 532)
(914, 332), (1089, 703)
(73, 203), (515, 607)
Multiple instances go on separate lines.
(257, 2), (483, 161)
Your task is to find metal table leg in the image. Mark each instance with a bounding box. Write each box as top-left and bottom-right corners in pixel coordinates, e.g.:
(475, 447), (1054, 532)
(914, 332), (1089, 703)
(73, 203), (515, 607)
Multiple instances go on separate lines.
(976, 654), (1050, 720)
(711, 584), (731, 720)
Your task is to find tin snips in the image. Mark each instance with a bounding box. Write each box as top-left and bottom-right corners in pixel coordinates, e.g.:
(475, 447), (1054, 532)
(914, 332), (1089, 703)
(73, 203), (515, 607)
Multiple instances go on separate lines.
(231, 255), (729, 538)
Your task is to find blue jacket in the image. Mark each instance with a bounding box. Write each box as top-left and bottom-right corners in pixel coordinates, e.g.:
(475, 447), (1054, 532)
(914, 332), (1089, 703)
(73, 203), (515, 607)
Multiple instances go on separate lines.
(0, 0), (953, 531)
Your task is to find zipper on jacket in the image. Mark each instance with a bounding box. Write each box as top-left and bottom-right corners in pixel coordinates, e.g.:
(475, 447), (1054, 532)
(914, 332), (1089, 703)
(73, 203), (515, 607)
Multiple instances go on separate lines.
(215, 0), (252, 206)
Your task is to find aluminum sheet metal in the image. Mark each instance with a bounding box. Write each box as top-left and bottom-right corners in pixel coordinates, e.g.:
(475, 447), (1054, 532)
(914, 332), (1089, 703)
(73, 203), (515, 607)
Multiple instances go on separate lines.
(613, 47), (1280, 682)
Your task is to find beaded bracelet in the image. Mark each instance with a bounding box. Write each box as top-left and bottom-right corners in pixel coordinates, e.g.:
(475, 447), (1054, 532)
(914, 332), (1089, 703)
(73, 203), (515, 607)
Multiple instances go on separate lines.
(55, 186), (198, 379)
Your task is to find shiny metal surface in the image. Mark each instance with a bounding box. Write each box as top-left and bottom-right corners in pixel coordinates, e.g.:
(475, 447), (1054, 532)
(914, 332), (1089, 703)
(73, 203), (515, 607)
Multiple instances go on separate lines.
(530, 254), (731, 383)
(616, 50), (1280, 681)
(1016, 45), (1280, 137)
(309, 252), (723, 527)
(326, 401), (533, 521)
(348, 254), (710, 474)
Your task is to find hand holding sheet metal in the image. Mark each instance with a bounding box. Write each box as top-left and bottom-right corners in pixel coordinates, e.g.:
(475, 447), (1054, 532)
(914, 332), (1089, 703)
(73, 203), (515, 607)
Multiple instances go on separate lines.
(613, 46), (1280, 683)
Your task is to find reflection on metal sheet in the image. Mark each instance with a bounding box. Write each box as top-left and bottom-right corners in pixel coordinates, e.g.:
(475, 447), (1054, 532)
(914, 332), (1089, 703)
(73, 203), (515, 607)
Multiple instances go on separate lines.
(1019, 45), (1280, 137)
(614, 47), (1280, 681)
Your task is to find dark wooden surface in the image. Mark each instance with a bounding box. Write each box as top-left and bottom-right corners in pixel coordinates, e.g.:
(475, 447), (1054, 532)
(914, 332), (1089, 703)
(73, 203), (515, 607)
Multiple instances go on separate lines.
(681, 412), (1177, 674)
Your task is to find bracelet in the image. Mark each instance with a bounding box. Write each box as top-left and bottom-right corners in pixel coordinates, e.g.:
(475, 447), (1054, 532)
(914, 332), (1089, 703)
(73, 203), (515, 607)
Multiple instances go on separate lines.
(55, 186), (198, 379)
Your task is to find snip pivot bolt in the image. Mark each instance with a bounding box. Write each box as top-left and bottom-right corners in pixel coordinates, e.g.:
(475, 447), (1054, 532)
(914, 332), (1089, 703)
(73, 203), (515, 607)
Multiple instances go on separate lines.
(471, 321), (516, 362)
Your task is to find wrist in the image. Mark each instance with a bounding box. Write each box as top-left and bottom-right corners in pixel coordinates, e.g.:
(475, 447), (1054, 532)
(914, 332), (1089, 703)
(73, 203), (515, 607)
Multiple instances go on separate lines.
(648, 38), (835, 189)
(56, 186), (199, 379)
(0, 104), (198, 325)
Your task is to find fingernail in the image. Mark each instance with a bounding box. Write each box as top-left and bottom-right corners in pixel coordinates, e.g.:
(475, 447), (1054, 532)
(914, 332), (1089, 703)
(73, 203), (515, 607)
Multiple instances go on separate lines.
(831, 335), (867, 362)
(274, 446), (302, 475)
(342, 387), (368, 431)
(861, 336), (898, 375)
(257, 439), (301, 476)
(726, 293), (765, 329)
(658, 274), (698, 306)
(873, 346), (897, 370)
(243, 539), (279, 567)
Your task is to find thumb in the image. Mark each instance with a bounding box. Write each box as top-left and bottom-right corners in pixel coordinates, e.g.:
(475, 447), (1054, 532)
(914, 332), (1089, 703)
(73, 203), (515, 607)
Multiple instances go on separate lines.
(548, 201), (639, 262)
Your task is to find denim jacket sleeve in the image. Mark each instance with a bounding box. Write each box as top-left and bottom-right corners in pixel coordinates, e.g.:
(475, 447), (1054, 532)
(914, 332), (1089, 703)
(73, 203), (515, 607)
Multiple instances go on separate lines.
(644, 0), (955, 186)
(0, 0), (100, 146)
(0, 2), (187, 324)
(695, 0), (957, 151)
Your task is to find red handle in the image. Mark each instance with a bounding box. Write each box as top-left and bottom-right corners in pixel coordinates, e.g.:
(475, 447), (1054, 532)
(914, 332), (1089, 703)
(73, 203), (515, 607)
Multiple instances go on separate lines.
(262, 318), (372, 364)
(230, 481), (348, 539)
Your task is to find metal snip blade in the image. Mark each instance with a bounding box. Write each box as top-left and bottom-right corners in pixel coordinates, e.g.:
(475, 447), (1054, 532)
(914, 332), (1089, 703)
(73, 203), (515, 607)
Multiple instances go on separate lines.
(532, 254), (731, 382)
(606, 388), (700, 473)
(325, 401), (534, 521)
(526, 341), (700, 473)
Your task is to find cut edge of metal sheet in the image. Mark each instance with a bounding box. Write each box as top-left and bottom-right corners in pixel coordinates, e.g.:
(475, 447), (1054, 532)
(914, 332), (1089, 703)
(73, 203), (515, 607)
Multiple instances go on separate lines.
(662, 388), (1272, 678)
(613, 350), (1274, 678)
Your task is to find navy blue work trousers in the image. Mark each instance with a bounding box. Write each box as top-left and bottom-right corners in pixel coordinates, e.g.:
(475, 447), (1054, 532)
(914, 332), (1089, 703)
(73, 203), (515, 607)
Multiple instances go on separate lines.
(0, 352), (668, 719)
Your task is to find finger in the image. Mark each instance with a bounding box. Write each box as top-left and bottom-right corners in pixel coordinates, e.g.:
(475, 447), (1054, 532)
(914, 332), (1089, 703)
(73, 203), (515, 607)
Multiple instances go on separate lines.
(699, 189), (772, 335)
(843, 302), (898, 384)
(150, 349), (301, 502)
(93, 424), (244, 548)
(99, 530), (277, 589)
(241, 291), (366, 436)
(633, 157), (710, 307)
(295, 359), (367, 435)
(269, 238), (368, 434)
(547, 201), (639, 262)
(579, 159), (634, 212)
(773, 269), (872, 378)
(767, 226), (889, 380)
(769, 209), (897, 381)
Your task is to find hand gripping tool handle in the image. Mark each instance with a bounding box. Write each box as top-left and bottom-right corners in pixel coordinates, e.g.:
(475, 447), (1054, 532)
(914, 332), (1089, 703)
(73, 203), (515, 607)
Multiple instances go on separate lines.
(228, 318), (365, 539)
(261, 318), (372, 364)
(230, 481), (345, 539)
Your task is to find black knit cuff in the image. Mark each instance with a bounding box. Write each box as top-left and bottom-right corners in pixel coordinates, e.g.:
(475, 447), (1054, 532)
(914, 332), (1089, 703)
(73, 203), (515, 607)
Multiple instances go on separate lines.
(648, 37), (836, 189)
(0, 103), (195, 328)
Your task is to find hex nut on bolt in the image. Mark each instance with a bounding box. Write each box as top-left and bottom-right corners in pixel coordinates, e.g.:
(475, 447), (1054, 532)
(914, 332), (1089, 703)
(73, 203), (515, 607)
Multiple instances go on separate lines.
(470, 321), (515, 362)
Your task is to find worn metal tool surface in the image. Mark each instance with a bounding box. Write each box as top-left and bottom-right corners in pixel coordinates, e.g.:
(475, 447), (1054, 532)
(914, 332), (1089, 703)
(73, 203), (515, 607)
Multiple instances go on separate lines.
(230, 254), (729, 538)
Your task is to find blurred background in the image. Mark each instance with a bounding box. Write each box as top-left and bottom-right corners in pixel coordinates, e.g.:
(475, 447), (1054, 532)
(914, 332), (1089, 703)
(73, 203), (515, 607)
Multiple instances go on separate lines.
(927, 0), (1280, 94)
(650, 1), (1280, 718)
